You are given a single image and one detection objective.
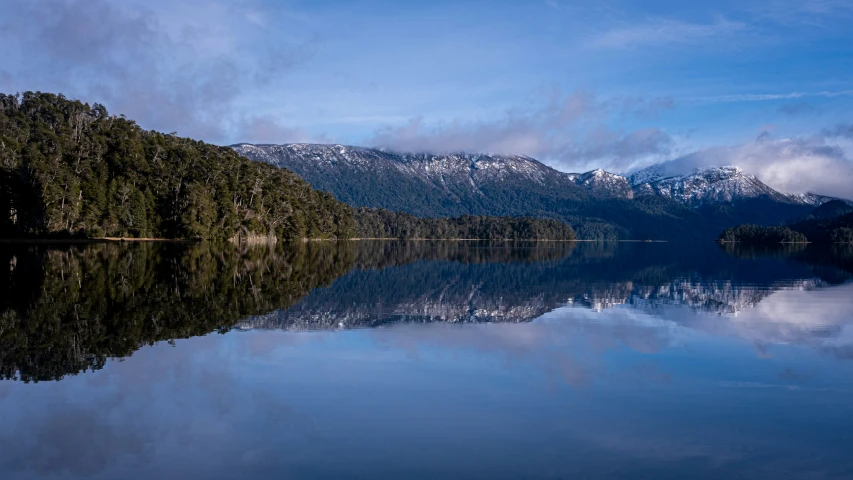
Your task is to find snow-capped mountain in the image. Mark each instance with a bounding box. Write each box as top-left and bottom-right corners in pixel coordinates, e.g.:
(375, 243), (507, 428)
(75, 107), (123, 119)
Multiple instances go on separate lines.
(787, 193), (847, 206)
(235, 143), (839, 208)
(232, 143), (843, 240)
(234, 143), (555, 182)
(631, 166), (788, 206)
(233, 143), (635, 201)
(567, 168), (635, 199)
(629, 165), (843, 207)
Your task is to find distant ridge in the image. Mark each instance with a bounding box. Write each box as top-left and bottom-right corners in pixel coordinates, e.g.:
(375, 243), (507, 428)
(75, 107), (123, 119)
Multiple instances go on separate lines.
(629, 164), (848, 207)
(233, 143), (845, 240)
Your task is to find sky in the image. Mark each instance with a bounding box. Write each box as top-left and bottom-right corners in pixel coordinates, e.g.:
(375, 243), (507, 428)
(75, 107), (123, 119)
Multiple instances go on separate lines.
(2, 0), (853, 196)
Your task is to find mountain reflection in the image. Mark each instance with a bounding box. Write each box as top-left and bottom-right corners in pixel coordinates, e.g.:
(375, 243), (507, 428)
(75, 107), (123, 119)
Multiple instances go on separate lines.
(2, 241), (852, 382)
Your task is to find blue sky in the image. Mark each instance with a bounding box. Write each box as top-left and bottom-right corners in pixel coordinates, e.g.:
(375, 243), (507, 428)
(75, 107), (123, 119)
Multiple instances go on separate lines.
(2, 0), (853, 195)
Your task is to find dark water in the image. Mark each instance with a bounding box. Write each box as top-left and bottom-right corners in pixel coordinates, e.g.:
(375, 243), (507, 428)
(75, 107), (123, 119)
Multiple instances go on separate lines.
(2, 241), (853, 479)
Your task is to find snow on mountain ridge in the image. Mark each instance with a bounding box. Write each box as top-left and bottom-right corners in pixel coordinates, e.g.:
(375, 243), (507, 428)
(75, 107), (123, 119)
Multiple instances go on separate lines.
(628, 164), (844, 207)
(233, 143), (598, 195)
(232, 143), (843, 207)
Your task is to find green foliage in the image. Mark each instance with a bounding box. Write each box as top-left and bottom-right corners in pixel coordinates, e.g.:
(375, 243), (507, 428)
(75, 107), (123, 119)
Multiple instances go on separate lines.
(789, 212), (853, 244)
(718, 224), (808, 243)
(723, 203), (853, 245)
(0, 92), (357, 240)
(354, 208), (576, 240)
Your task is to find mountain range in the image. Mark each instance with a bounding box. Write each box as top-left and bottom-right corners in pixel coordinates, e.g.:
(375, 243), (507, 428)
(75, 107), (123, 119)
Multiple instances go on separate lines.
(233, 143), (847, 240)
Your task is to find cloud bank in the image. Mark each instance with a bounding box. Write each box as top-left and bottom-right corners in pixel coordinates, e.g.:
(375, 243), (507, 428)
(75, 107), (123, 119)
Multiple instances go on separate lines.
(369, 91), (676, 172)
(0, 0), (319, 144)
(641, 131), (853, 198)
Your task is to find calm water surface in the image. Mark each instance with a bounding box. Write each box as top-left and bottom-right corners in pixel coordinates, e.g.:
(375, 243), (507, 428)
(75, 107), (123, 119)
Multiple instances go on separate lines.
(2, 241), (853, 479)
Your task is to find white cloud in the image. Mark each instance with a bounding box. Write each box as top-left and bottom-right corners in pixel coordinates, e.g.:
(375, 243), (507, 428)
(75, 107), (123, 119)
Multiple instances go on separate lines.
(588, 17), (749, 50)
(0, 0), (318, 143)
(643, 135), (853, 198)
(235, 115), (329, 145)
(692, 90), (853, 104)
(369, 91), (675, 172)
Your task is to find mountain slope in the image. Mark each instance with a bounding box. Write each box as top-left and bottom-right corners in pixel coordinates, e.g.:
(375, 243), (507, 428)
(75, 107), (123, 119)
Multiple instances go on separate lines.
(629, 165), (842, 207)
(233, 143), (823, 240)
(791, 210), (853, 243)
(794, 200), (853, 222)
(232, 143), (590, 215)
(631, 166), (791, 206)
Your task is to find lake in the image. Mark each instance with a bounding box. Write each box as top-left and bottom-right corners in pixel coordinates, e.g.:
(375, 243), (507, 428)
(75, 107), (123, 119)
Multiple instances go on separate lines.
(2, 241), (853, 479)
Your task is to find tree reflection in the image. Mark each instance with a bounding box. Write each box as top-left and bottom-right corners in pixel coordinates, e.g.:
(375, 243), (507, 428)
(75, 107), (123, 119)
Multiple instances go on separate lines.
(2, 240), (851, 382)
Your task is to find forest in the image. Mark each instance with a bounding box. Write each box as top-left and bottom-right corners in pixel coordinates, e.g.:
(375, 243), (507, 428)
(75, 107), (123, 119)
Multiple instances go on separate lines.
(0, 92), (576, 241)
(0, 92), (356, 240)
(718, 225), (808, 244)
(719, 202), (853, 244)
(354, 208), (576, 240)
(787, 211), (853, 244)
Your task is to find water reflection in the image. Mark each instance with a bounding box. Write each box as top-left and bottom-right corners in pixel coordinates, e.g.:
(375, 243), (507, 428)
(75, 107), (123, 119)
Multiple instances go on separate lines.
(2, 242), (853, 479)
(2, 241), (853, 382)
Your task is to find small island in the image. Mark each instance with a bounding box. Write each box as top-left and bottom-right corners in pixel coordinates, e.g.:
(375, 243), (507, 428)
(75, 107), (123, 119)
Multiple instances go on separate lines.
(718, 205), (853, 245)
(717, 225), (808, 244)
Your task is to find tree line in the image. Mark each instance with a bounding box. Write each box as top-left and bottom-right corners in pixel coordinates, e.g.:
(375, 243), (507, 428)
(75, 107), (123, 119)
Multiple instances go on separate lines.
(717, 225), (808, 244)
(354, 208), (576, 240)
(1, 92), (576, 241)
(718, 205), (853, 244)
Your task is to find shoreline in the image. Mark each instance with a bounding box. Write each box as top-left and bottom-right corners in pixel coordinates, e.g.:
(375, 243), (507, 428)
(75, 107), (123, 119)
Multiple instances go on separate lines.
(716, 240), (811, 244)
(0, 237), (671, 244)
(0, 237), (196, 244)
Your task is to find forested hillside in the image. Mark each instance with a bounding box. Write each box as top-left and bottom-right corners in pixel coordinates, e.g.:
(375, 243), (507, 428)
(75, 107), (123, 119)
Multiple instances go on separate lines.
(790, 212), (853, 243)
(0, 92), (357, 240)
(0, 93), (576, 241)
(719, 203), (853, 244)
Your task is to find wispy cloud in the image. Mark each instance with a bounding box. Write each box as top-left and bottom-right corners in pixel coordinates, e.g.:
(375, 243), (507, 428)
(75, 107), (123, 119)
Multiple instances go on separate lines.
(234, 115), (329, 145)
(588, 17), (749, 50)
(748, 0), (853, 27)
(369, 91), (675, 171)
(692, 90), (853, 104)
(545, 0), (562, 13)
